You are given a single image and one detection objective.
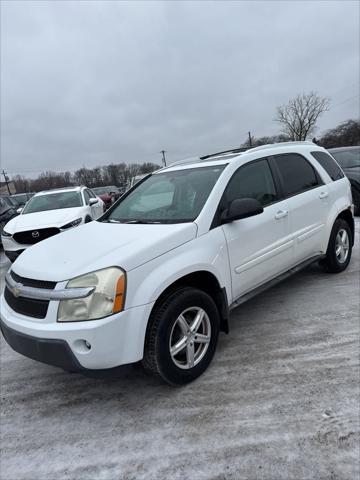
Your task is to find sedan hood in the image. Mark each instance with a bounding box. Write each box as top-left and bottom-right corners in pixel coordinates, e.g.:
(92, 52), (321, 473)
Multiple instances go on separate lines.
(12, 221), (198, 281)
(343, 166), (360, 182)
(4, 207), (86, 234)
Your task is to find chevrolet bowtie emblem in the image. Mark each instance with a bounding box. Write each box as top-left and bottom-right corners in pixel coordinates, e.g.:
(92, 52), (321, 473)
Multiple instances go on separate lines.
(12, 283), (22, 298)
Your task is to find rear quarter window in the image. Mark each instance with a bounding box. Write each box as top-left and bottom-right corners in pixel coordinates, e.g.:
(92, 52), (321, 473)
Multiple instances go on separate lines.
(311, 151), (344, 181)
(273, 153), (320, 197)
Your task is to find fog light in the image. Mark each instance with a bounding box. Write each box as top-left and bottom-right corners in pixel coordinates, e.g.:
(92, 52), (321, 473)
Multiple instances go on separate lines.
(73, 339), (92, 353)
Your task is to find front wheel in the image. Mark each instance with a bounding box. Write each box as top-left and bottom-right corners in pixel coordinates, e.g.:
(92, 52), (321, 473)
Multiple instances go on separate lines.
(321, 218), (352, 273)
(143, 287), (220, 385)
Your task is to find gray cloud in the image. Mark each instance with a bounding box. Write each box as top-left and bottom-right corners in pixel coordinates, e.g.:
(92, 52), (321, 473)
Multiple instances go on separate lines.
(1, 0), (359, 176)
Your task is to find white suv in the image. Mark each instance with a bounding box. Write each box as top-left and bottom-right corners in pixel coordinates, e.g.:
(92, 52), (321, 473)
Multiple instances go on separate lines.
(1, 142), (354, 385)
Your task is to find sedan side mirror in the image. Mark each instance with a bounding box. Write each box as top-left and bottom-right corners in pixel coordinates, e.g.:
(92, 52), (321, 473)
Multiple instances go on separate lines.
(16, 207), (23, 214)
(221, 198), (263, 224)
(89, 198), (99, 206)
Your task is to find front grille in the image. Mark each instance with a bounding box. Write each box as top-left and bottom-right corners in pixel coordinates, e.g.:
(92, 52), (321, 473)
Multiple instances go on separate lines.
(13, 227), (60, 245)
(4, 271), (56, 319)
(10, 270), (56, 290)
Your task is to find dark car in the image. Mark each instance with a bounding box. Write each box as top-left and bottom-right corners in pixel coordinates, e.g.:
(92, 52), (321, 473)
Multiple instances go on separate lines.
(9, 192), (33, 208)
(329, 146), (360, 215)
(0, 196), (18, 245)
(92, 186), (123, 209)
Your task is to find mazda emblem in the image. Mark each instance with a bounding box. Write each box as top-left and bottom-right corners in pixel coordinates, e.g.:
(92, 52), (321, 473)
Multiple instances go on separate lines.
(32, 231), (40, 238)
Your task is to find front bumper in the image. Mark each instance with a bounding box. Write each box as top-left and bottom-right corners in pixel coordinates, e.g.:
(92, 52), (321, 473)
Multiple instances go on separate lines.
(4, 249), (25, 262)
(1, 235), (30, 257)
(0, 294), (155, 370)
(0, 318), (83, 371)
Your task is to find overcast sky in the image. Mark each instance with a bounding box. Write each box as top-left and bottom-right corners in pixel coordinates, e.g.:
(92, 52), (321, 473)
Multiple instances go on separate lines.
(1, 0), (359, 177)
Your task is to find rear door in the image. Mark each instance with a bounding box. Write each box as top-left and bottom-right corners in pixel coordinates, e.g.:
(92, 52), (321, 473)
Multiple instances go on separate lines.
(220, 157), (293, 300)
(271, 153), (329, 264)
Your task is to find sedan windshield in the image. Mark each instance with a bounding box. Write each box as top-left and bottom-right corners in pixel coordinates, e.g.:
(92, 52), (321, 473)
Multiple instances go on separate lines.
(104, 165), (225, 224)
(10, 194), (29, 206)
(331, 147), (360, 168)
(22, 191), (83, 214)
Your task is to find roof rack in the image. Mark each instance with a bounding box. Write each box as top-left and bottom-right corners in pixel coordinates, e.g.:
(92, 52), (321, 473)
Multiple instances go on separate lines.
(200, 147), (249, 160)
(248, 141), (315, 153)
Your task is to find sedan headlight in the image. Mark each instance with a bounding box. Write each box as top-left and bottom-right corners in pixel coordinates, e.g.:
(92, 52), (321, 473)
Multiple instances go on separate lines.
(1, 230), (12, 237)
(57, 267), (126, 322)
(61, 218), (82, 230)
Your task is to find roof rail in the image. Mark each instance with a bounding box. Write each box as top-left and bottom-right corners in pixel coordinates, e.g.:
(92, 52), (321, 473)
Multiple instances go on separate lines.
(249, 141), (315, 153)
(200, 147), (249, 160)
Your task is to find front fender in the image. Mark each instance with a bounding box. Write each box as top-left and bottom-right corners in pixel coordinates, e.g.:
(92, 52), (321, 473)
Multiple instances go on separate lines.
(125, 228), (231, 310)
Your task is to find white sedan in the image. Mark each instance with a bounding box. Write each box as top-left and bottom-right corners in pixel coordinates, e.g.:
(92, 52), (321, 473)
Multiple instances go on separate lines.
(1, 186), (104, 262)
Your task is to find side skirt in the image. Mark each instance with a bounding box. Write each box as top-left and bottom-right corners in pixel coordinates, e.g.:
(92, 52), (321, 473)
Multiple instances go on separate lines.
(229, 254), (324, 311)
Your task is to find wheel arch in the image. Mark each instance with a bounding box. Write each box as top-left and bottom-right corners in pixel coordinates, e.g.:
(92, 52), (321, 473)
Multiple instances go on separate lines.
(147, 271), (230, 334)
(336, 208), (355, 246)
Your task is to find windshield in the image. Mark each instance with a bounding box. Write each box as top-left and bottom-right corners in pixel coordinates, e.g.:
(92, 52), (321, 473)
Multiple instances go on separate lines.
(104, 165), (225, 224)
(23, 191), (83, 214)
(331, 148), (360, 168)
(10, 194), (28, 205)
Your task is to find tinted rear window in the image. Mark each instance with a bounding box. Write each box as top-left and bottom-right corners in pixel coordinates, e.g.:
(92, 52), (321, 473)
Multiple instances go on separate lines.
(274, 153), (320, 197)
(311, 151), (344, 181)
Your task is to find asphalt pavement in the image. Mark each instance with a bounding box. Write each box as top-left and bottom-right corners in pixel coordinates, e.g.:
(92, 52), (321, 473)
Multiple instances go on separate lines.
(0, 220), (359, 480)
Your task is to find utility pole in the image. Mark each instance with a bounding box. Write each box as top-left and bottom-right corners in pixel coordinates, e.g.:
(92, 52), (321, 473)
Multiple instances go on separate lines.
(160, 150), (167, 167)
(248, 132), (253, 148)
(1, 169), (11, 195)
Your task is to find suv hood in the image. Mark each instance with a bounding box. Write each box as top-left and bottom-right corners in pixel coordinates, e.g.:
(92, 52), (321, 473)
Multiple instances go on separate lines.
(4, 207), (86, 234)
(12, 221), (198, 281)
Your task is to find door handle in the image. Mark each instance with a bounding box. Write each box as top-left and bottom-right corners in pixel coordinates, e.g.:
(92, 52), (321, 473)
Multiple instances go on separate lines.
(319, 191), (329, 199)
(275, 210), (288, 220)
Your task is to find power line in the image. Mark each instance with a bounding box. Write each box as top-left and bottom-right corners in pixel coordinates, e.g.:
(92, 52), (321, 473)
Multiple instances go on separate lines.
(332, 94), (360, 108)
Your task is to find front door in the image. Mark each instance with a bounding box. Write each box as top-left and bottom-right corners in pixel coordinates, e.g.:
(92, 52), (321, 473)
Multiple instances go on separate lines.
(221, 158), (293, 300)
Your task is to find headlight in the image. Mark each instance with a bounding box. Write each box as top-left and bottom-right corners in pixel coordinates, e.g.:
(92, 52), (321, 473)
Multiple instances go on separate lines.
(61, 218), (82, 230)
(57, 267), (126, 322)
(1, 230), (12, 237)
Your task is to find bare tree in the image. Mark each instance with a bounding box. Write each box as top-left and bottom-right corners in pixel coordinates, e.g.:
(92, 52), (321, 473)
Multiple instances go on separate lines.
(275, 92), (330, 141)
(319, 119), (360, 148)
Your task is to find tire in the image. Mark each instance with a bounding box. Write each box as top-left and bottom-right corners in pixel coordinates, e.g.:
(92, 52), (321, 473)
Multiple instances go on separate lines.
(142, 287), (220, 385)
(321, 218), (352, 273)
(351, 186), (360, 216)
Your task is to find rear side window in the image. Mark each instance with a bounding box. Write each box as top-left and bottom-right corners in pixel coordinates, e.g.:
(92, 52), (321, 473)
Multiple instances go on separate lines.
(274, 153), (320, 197)
(311, 151), (344, 181)
(224, 159), (277, 207)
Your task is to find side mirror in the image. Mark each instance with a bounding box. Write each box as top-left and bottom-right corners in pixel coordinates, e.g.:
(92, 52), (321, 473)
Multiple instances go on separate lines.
(16, 207), (23, 214)
(221, 198), (263, 224)
(89, 198), (99, 206)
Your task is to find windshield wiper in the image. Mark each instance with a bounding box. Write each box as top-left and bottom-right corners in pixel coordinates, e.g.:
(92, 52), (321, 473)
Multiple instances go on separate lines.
(124, 220), (161, 224)
(344, 164), (360, 169)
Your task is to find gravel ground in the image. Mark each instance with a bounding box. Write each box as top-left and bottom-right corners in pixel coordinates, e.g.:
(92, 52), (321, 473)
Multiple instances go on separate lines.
(1, 220), (359, 480)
